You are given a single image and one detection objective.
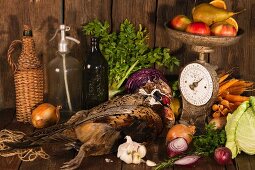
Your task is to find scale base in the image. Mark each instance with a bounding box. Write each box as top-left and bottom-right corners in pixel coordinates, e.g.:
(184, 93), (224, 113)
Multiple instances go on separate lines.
(179, 60), (219, 134)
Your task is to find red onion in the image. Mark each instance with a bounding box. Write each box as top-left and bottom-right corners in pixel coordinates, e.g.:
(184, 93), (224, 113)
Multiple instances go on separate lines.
(174, 155), (200, 165)
(214, 147), (232, 165)
(167, 137), (188, 157)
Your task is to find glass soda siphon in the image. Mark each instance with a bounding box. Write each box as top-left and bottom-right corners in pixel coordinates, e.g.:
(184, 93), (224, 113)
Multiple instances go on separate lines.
(83, 37), (109, 109)
(47, 25), (82, 117)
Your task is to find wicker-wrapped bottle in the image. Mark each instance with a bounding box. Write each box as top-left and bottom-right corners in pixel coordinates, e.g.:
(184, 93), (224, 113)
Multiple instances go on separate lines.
(7, 25), (44, 123)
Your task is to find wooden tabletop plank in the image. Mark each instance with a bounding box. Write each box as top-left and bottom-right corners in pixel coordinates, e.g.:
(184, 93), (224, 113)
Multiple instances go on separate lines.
(78, 154), (121, 170)
(225, 160), (236, 170)
(173, 156), (225, 170)
(0, 120), (33, 170)
(248, 155), (255, 170)
(0, 109), (15, 129)
(19, 144), (75, 170)
(0, 109), (245, 170)
(235, 154), (252, 170)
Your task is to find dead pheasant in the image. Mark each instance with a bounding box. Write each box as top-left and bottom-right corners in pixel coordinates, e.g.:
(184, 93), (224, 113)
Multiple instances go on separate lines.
(0, 79), (174, 169)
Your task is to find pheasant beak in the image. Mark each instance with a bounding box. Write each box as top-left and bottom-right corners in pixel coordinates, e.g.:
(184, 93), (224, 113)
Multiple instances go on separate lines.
(152, 90), (171, 107)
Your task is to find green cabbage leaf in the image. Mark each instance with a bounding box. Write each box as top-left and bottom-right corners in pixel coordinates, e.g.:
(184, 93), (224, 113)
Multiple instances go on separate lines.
(225, 96), (255, 158)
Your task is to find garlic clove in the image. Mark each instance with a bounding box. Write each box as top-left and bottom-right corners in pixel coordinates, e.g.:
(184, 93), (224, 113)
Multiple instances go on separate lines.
(146, 160), (157, 167)
(138, 145), (147, 158)
(132, 152), (141, 164)
(117, 146), (126, 158)
(117, 137), (132, 158)
(119, 151), (133, 164)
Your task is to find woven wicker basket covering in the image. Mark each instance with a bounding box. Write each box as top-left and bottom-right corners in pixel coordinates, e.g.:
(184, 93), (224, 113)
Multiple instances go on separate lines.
(7, 25), (44, 123)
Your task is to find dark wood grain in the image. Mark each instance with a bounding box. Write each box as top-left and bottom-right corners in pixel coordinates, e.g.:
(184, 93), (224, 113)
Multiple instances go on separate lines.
(210, 0), (255, 89)
(155, 0), (199, 75)
(173, 156), (226, 170)
(155, 0), (189, 51)
(0, 110), (253, 170)
(78, 154), (121, 170)
(226, 160), (237, 170)
(235, 154), (252, 170)
(19, 144), (75, 170)
(0, 0), (60, 108)
(1, 0), (255, 169)
(112, 0), (157, 47)
(28, 0), (61, 96)
(65, 0), (112, 65)
(0, 109), (15, 129)
(0, 119), (33, 170)
(0, 0), (29, 109)
(248, 155), (255, 170)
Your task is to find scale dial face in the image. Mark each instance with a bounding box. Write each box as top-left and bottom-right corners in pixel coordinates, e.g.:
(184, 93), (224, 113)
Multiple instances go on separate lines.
(180, 63), (213, 106)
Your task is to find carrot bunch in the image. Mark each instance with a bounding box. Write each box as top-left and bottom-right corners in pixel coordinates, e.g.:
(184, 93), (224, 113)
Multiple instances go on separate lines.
(212, 72), (254, 118)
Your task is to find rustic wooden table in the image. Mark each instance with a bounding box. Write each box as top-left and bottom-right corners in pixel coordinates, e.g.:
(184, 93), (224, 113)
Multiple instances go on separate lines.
(0, 109), (254, 170)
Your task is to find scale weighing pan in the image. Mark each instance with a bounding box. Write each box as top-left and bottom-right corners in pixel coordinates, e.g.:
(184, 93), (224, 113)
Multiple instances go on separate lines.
(164, 23), (244, 48)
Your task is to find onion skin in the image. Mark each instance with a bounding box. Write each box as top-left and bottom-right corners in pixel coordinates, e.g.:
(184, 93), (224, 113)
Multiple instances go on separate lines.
(174, 155), (200, 165)
(31, 103), (61, 128)
(214, 147), (232, 165)
(166, 124), (196, 144)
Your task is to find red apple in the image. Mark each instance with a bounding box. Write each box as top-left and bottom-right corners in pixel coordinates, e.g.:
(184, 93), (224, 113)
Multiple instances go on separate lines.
(170, 15), (192, 31)
(211, 23), (237, 36)
(185, 22), (211, 36)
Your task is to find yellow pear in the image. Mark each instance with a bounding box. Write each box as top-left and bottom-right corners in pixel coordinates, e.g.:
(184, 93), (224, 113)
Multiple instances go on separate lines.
(192, 3), (244, 26)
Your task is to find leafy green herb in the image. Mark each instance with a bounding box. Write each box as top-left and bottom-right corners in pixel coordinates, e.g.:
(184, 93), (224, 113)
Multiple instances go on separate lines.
(193, 123), (226, 156)
(154, 156), (181, 170)
(83, 19), (180, 97)
(155, 124), (226, 170)
(169, 80), (180, 98)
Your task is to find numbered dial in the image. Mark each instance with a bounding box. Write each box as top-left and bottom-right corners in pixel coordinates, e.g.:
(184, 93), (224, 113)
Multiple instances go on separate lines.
(180, 63), (213, 106)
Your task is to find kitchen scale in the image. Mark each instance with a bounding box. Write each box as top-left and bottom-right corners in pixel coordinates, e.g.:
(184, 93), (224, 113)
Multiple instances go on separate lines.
(165, 26), (243, 133)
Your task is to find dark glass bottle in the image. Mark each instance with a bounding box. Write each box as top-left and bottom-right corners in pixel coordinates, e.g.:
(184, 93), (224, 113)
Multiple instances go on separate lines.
(83, 37), (109, 109)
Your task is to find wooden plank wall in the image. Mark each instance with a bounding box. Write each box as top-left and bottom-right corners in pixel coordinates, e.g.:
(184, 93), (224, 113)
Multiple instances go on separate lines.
(0, 0), (254, 109)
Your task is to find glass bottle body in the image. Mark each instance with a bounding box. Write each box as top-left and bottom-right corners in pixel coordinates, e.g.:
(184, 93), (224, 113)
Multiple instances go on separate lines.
(48, 52), (82, 117)
(83, 37), (109, 109)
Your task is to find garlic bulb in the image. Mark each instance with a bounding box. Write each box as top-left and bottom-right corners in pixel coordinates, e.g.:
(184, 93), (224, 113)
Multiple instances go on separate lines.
(117, 136), (147, 164)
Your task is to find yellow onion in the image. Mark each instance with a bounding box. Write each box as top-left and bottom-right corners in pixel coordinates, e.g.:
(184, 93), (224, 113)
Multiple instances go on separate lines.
(166, 124), (196, 144)
(31, 103), (61, 128)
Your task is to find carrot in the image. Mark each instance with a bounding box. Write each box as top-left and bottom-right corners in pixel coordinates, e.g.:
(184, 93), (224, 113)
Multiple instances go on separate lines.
(218, 104), (224, 111)
(221, 108), (230, 116)
(217, 96), (224, 102)
(220, 91), (229, 98)
(227, 86), (246, 95)
(233, 101), (242, 106)
(228, 102), (242, 111)
(212, 111), (221, 118)
(219, 80), (228, 88)
(218, 79), (239, 95)
(212, 104), (219, 111)
(228, 80), (254, 88)
(219, 73), (230, 84)
(224, 94), (249, 103)
(220, 100), (230, 108)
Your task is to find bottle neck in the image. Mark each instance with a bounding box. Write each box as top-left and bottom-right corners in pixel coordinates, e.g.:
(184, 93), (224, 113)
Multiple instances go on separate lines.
(18, 36), (41, 69)
(57, 51), (70, 57)
(91, 37), (100, 52)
